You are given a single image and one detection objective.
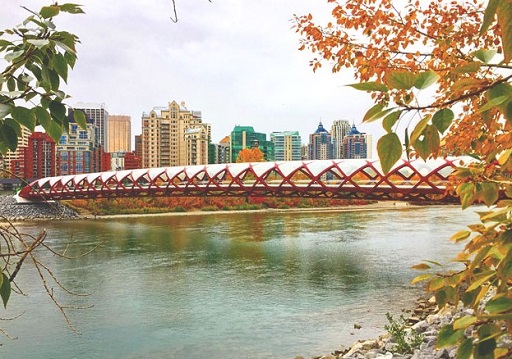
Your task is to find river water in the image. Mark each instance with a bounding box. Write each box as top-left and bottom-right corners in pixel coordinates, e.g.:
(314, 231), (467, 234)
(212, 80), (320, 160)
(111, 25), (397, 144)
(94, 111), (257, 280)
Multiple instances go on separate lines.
(0, 205), (480, 358)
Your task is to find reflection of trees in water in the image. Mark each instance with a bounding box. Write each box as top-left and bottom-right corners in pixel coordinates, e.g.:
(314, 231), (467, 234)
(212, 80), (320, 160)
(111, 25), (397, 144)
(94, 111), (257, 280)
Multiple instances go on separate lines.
(30, 208), (444, 298)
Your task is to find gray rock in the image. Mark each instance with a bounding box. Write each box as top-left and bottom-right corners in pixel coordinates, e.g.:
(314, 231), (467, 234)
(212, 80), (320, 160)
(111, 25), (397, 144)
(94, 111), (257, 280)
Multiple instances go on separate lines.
(0, 194), (79, 221)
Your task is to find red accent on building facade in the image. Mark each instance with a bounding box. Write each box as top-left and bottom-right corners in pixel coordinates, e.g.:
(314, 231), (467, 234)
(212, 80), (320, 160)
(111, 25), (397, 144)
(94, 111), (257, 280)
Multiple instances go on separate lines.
(124, 151), (142, 170)
(10, 132), (56, 180)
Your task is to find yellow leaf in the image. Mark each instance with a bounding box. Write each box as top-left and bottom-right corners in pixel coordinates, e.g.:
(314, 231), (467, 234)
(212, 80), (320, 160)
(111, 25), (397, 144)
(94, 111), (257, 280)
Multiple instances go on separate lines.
(450, 230), (471, 242)
(411, 263), (431, 270)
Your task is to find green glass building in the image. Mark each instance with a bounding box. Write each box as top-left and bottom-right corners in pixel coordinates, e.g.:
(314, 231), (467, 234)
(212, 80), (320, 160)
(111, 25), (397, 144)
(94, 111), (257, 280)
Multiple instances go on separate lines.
(230, 126), (275, 162)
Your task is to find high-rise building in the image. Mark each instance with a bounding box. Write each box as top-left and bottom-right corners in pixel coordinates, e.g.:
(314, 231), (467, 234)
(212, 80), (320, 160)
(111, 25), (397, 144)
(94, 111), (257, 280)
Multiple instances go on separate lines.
(331, 119), (352, 159)
(308, 122), (334, 160)
(343, 124), (372, 159)
(2, 126), (31, 177)
(141, 100), (210, 168)
(56, 110), (102, 175)
(230, 126), (274, 162)
(215, 136), (231, 164)
(134, 135), (142, 159)
(184, 124), (210, 166)
(108, 115), (131, 153)
(74, 103), (109, 150)
(270, 131), (302, 161)
(25, 132), (56, 179)
(301, 144), (309, 160)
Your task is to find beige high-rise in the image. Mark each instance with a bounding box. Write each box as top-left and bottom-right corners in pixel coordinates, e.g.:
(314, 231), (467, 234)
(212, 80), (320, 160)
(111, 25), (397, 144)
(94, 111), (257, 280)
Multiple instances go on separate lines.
(108, 115), (131, 153)
(141, 101), (210, 168)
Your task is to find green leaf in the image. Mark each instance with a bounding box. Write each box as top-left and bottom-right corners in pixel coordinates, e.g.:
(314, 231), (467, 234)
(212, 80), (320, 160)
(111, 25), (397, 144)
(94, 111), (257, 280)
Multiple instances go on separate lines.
(453, 315), (478, 330)
(475, 324), (500, 358)
(49, 100), (66, 124)
(0, 124), (17, 152)
(60, 3), (85, 14)
(488, 82), (512, 99)
(457, 338), (473, 359)
(413, 125), (440, 160)
(363, 103), (387, 122)
(64, 51), (77, 69)
(467, 271), (495, 292)
(0, 273), (10, 309)
(486, 294), (512, 314)
(414, 70), (440, 89)
(436, 324), (465, 348)
(11, 106), (36, 132)
(432, 108), (454, 134)
(480, 0), (499, 35)
(436, 289), (448, 307)
(4, 50), (24, 62)
(480, 182), (499, 206)
(497, 1), (512, 63)
(0, 104), (11, 119)
(34, 106), (51, 129)
(385, 70), (417, 90)
(5, 118), (22, 137)
(382, 110), (402, 133)
(40, 5), (60, 19)
(409, 116), (430, 145)
(472, 49), (497, 63)
(53, 53), (68, 82)
(478, 95), (509, 113)
(347, 82), (388, 92)
(505, 101), (512, 123)
(452, 62), (481, 74)
(0, 39), (13, 50)
(43, 120), (64, 142)
(74, 110), (87, 130)
(48, 69), (60, 90)
(377, 133), (402, 174)
(26, 39), (50, 48)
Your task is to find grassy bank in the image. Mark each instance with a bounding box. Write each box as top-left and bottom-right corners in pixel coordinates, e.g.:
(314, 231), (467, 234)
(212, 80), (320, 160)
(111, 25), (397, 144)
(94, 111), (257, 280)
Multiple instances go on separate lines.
(64, 196), (374, 216)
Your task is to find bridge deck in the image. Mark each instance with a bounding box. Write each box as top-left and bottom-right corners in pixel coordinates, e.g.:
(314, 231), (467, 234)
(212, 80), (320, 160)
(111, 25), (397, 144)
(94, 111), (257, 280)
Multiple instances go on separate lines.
(16, 158), (471, 203)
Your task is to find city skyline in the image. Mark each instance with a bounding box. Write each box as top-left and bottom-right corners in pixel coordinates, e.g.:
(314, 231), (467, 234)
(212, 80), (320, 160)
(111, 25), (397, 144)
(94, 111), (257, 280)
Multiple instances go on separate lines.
(1, 1), (381, 145)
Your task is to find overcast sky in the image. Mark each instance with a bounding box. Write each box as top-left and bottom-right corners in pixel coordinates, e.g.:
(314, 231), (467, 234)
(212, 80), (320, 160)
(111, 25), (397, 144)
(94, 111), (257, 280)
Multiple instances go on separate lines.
(2, 0), (380, 146)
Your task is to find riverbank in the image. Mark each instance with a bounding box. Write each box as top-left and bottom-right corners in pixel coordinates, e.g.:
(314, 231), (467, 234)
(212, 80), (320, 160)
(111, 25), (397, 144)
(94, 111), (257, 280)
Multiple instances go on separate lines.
(0, 193), (425, 222)
(92, 200), (417, 220)
(303, 296), (463, 359)
(0, 194), (79, 221)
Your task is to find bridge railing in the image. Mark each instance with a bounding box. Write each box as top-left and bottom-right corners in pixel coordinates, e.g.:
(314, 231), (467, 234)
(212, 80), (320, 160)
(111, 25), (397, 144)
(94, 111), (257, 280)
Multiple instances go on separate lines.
(16, 157), (474, 203)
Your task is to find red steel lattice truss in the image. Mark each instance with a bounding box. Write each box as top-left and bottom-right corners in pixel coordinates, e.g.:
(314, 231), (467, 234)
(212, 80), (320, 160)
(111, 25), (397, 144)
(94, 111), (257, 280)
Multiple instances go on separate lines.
(16, 157), (472, 203)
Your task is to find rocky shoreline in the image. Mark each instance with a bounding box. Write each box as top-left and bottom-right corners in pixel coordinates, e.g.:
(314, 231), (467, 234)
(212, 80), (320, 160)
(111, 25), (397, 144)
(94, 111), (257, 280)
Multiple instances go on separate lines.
(304, 295), (512, 359)
(0, 194), (79, 221)
(302, 297), (459, 359)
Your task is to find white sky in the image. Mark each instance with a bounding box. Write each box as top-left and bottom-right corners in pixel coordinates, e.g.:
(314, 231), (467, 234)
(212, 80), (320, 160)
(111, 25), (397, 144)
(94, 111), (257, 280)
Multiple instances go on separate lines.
(2, 0), (381, 147)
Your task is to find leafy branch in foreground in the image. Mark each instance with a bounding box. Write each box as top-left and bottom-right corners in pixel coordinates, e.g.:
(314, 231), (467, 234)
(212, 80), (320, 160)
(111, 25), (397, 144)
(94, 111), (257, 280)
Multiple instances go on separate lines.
(0, 217), (96, 338)
(0, 3), (94, 339)
(295, 0), (512, 357)
(0, 3), (86, 154)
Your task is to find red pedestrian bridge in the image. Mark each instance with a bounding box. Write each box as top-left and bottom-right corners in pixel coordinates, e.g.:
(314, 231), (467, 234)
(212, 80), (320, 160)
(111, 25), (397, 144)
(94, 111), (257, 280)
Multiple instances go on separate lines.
(15, 157), (474, 204)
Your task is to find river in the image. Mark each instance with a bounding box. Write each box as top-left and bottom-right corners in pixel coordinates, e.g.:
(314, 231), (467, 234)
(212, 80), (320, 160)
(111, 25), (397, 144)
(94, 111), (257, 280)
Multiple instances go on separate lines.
(0, 205), (480, 358)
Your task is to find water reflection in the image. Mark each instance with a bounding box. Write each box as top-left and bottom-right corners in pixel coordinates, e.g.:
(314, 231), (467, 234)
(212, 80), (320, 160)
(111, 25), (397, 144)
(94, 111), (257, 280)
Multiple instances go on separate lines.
(2, 206), (479, 358)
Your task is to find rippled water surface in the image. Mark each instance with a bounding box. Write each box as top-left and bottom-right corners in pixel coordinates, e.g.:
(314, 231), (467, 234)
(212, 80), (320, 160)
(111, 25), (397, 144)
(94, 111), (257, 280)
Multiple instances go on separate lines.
(1, 206), (480, 358)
